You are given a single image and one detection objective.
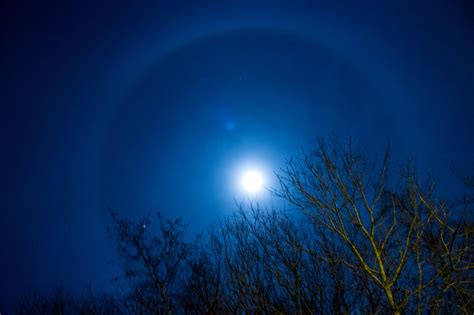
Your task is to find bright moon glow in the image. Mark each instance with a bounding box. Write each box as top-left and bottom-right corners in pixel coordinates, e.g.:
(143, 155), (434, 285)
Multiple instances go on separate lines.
(240, 170), (264, 193)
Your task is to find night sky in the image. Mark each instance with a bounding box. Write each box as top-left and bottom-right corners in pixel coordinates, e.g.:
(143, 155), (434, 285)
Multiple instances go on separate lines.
(1, 0), (473, 307)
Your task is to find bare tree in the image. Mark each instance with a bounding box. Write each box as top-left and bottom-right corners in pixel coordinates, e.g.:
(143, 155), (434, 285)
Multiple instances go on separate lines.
(416, 182), (474, 313)
(14, 137), (472, 314)
(16, 288), (74, 315)
(180, 241), (226, 314)
(75, 287), (122, 315)
(275, 137), (473, 314)
(108, 211), (195, 314)
(209, 206), (360, 314)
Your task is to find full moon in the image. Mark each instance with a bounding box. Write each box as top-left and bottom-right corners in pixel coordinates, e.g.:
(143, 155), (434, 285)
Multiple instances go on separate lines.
(240, 169), (264, 193)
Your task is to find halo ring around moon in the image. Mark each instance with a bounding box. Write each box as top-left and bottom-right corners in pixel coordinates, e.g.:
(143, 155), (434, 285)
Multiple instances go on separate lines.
(98, 25), (403, 216)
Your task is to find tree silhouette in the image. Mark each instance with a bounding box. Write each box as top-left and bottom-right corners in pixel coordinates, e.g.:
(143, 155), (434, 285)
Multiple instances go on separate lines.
(108, 212), (196, 314)
(13, 136), (473, 314)
(275, 137), (473, 314)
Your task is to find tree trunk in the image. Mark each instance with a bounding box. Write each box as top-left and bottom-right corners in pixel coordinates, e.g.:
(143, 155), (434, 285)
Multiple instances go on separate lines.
(384, 287), (401, 315)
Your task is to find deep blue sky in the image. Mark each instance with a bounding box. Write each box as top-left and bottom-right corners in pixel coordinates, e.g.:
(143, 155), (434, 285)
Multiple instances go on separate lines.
(1, 0), (473, 306)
